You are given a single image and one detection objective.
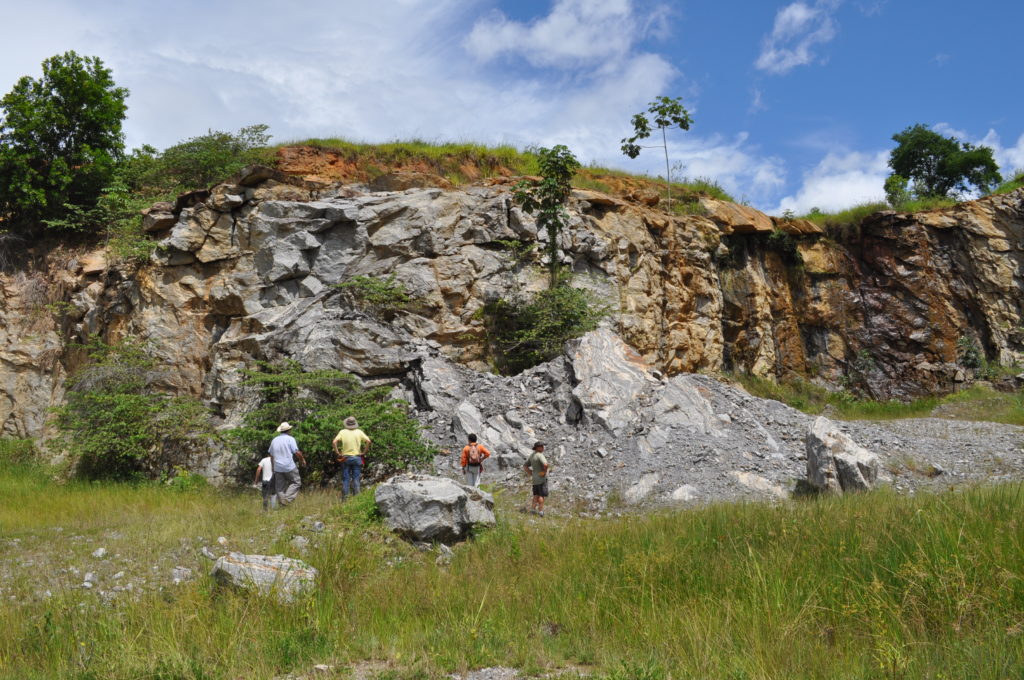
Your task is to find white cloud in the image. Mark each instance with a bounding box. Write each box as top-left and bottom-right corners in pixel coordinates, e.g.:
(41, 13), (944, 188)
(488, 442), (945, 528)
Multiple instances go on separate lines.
(772, 150), (888, 215)
(755, 1), (842, 75)
(1, 0), (685, 161)
(934, 124), (1024, 178)
(465, 0), (659, 67)
(749, 88), (766, 113)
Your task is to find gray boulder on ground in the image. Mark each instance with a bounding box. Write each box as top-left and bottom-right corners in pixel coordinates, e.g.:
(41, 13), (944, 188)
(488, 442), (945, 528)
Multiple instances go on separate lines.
(211, 552), (317, 602)
(375, 474), (496, 543)
(806, 416), (880, 493)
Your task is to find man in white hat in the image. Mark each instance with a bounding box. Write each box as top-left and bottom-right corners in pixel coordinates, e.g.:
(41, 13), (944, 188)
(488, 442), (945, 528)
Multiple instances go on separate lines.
(269, 422), (306, 506)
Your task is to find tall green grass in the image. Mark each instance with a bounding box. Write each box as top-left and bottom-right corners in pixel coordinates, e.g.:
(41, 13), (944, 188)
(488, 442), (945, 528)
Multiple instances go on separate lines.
(800, 196), (957, 243)
(274, 138), (736, 203)
(273, 137), (538, 181)
(1, 466), (1022, 679)
(735, 375), (1024, 425)
(993, 169), (1024, 196)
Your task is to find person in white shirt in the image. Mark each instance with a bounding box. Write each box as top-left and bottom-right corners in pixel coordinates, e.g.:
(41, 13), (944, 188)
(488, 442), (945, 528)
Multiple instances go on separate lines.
(254, 455), (276, 510)
(268, 422), (307, 506)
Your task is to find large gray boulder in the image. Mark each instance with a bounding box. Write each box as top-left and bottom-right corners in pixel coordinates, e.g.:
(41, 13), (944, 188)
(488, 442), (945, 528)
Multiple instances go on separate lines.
(211, 552), (317, 602)
(375, 474), (495, 543)
(806, 416), (880, 493)
(569, 329), (653, 434)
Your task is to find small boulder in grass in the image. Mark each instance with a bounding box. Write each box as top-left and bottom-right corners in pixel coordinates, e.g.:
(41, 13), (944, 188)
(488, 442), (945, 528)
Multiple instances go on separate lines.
(374, 474), (495, 544)
(805, 416), (880, 494)
(211, 553), (317, 603)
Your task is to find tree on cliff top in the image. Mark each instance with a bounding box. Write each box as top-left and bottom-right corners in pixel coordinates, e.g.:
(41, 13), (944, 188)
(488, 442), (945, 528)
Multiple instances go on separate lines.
(0, 51), (128, 233)
(513, 145), (580, 288)
(887, 123), (1001, 200)
(621, 95), (693, 202)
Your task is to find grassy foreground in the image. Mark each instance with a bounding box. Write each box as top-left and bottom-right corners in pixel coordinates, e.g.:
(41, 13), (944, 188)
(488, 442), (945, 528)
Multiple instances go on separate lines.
(1, 465), (1022, 679)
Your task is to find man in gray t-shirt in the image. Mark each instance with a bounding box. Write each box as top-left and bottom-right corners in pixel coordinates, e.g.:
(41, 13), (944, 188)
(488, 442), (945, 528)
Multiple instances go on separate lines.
(524, 441), (549, 516)
(269, 422), (306, 506)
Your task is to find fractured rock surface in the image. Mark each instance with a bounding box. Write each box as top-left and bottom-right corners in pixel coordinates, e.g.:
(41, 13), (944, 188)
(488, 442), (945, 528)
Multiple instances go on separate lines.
(375, 474), (496, 543)
(211, 552), (317, 602)
(1, 169), (1023, 493)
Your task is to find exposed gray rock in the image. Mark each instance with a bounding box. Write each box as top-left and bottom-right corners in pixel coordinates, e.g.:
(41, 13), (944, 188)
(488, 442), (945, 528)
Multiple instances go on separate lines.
(806, 416), (880, 493)
(171, 566), (193, 584)
(624, 473), (660, 504)
(569, 329), (649, 434)
(375, 474), (495, 543)
(211, 553), (317, 603)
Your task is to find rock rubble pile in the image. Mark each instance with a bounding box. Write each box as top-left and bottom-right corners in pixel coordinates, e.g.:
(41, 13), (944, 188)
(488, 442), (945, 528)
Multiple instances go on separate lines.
(401, 328), (1024, 511)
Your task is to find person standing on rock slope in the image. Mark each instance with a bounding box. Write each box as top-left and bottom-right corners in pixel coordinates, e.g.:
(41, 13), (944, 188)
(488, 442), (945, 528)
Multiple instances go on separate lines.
(333, 416), (372, 499)
(460, 433), (491, 488)
(269, 422), (307, 506)
(524, 441), (549, 516)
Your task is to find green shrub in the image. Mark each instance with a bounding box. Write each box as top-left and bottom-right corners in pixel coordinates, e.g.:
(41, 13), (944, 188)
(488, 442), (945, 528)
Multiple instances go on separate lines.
(957, 335), (984, 369)
(164, 465), (209, 492)
(766, 228), (802, 265)
(482, 285), (606, 374)
(227, 360), (435, 483)
(52, 337), (215, 480)
(153, 124), (272, 191)
(336, 274), (414, 316)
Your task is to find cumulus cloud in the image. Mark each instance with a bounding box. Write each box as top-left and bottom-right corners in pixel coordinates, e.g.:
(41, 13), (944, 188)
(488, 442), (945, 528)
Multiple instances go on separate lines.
(755, 1), (842, 75)
(934, 124), (1024, 178)
(1, 0), (684, 160)
(771, 150), (888, 215)
(465, 0), (664, 67)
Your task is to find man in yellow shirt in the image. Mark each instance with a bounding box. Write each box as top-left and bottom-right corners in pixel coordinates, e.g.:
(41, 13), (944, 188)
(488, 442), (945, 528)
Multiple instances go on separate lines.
(333, 416), (372, 499)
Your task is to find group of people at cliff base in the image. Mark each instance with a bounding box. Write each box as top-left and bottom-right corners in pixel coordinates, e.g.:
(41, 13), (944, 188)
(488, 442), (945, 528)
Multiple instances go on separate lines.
(256, 422), (551, 515)
(459, 435), (549, 514)
(254, 416), (371, 510)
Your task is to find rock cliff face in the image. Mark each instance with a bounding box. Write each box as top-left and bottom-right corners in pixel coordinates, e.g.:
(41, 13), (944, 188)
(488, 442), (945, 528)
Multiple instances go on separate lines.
(1, 169), (1022, 471)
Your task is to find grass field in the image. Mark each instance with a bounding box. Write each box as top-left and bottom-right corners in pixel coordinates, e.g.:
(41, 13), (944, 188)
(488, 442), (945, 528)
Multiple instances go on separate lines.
(1, 463), (1022, 679)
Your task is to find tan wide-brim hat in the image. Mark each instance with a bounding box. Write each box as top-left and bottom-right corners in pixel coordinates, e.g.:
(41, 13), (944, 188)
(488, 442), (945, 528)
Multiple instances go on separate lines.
(344, 417), (358, 429)
(277, 422), (293, 433)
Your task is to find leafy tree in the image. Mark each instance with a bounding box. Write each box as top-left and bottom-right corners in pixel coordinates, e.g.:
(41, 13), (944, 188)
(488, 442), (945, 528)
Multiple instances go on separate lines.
(155, 124), (272, 191)
(0, 51), (128, 231)
(482, 286), (606, 375)
(513, 145), (581, 288)
(888, 124), (1001, 199)
(227, 361), (435, 483)
(53, 337), (215, 480)
(883, 173), (912, 208)
(621, 95), (693, 201)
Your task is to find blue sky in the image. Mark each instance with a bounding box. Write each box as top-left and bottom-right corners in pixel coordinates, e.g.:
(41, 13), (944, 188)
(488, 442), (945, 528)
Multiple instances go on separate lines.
(2, 0), (1022, 214)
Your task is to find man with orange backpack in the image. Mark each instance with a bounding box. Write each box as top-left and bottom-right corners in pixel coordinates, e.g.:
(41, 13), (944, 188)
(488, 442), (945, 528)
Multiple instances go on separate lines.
(459, 433), (491, 488)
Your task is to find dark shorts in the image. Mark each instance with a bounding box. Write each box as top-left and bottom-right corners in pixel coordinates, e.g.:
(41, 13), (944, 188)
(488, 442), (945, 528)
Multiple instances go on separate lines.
(532, 481), (549, 497)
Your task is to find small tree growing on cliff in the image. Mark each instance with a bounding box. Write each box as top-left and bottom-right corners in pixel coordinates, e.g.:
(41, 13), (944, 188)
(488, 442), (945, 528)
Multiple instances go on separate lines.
(513, 145), (581, 288)
(621, 96), (693, 202)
